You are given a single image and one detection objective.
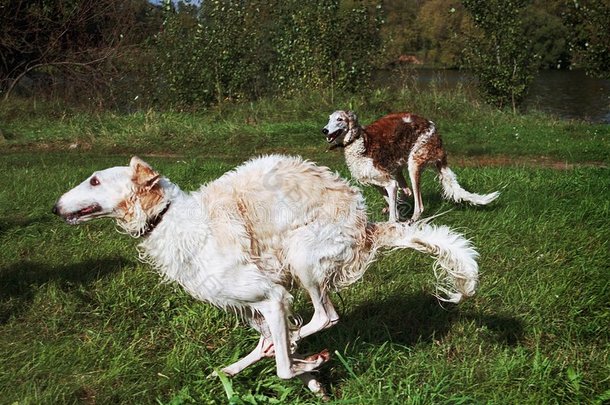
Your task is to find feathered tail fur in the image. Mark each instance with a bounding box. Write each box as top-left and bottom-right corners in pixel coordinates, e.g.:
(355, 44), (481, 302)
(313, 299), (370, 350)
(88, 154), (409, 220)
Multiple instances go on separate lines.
(373, 221), (479, 303)
(438, 166), (500, 206)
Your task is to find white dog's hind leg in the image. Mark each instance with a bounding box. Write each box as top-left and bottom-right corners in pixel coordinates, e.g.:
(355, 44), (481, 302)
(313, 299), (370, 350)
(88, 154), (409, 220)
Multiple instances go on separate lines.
(407, 160), (424, 222)
(291, 285), (339, 346)
(285, 234), (340, 345)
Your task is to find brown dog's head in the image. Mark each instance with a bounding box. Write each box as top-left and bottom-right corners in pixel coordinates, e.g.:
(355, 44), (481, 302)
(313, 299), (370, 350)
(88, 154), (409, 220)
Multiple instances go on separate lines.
(321, 110), (359, 147)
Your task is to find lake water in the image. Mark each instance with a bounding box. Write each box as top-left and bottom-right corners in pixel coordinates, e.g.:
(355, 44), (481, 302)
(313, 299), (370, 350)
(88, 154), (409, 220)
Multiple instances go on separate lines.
(376, 69), (610, 124)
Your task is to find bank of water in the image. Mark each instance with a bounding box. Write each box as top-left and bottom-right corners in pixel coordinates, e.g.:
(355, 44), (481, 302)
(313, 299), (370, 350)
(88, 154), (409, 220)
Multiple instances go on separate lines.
(376, 68), (610, 124)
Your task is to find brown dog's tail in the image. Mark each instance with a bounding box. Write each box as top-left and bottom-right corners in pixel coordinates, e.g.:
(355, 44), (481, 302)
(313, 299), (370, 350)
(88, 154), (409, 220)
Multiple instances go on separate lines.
(438, 166), (500, 206)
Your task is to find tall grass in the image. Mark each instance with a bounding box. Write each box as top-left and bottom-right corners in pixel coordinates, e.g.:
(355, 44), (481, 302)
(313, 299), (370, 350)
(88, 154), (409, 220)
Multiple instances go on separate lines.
(1, 88), (608, 163)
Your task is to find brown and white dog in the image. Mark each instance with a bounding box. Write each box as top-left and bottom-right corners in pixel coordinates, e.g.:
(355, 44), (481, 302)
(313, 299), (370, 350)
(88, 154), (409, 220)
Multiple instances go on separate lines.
(322, 111), (500, 222)
(53, 155), (479, 397)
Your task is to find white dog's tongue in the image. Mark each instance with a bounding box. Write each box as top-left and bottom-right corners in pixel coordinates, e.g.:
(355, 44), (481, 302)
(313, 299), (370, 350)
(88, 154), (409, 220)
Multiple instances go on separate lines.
(80, 206), (97, 214)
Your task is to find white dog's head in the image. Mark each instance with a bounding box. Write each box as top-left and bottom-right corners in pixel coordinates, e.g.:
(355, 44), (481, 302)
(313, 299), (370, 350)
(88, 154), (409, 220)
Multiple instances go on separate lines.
(53, 157), (164, 232)
(321, 110), (359, 147)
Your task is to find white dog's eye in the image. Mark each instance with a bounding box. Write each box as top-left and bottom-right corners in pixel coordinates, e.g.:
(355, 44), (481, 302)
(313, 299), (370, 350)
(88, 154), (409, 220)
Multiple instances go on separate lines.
(337, 117), (343, 121)
(90, 176), (100, 186)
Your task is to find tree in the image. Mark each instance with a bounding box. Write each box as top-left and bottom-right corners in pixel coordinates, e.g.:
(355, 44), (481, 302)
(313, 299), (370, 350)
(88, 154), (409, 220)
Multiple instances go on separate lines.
(415, 0), (473, 67)
(380, 0), (424, 61)
(563, 0), (610, 79)
(462, 0), (538, 112)
(522, 7), (570, 69)
(270, 0), (383, 95)
(0, 0), (157, 102)
(152, 0), (383, 107)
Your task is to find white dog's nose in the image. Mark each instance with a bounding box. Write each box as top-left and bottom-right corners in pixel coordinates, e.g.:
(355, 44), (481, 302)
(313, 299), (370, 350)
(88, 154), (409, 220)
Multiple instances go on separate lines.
(52, 203), (60, 216)
(321, 128), (329, 135)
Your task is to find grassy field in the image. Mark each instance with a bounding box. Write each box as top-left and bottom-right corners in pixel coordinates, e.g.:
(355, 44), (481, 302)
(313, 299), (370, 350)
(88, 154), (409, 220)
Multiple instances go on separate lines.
(1, 93), (609, 404)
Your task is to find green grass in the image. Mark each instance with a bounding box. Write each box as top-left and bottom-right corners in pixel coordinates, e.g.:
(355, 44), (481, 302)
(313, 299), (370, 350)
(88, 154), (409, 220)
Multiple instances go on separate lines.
(1, 92), (609, 404)
(1, 89), (609, 163)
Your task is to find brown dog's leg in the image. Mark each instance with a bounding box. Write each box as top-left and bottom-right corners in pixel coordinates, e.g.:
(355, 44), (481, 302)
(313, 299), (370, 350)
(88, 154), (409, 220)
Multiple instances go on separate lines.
(407, 160), (424, 221)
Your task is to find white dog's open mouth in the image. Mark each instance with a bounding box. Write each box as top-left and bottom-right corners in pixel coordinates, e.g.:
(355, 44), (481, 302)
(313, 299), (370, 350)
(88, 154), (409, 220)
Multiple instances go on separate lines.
(63, 204), (103, 224)
(326, 130), (343, 144)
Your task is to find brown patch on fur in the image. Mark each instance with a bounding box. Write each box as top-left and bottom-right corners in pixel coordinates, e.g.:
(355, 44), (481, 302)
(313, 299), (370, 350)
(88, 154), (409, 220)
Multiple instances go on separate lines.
(410, 128), (446, 167)
(116, 182), (165, 224)
(364, 222), (380, 250)
(133, 166), (159, 187)
(236, 198), (259, 256)
(116, 199), (132, 222)
(118, 156), (165, 222)
(360, 113), (444, 172)
(130, 156), (160, 188)
(136, 184), (165, 213)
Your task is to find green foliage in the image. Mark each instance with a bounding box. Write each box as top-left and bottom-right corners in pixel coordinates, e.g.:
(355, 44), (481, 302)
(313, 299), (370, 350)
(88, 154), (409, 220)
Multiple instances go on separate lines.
(151, 1), (271, 106)
(522, 7), (570, 69)
(271, 1), (383, 96)
(563, 0), (610, 79)
(151, 5), (200, 106)
(380, 0), (579, 72)
(270, 1), (341, 95)
(3, 0), (607, 111)
(462, 0), (539, 111)
(414, 0), (472, 68)
(151, 1), (383, 108)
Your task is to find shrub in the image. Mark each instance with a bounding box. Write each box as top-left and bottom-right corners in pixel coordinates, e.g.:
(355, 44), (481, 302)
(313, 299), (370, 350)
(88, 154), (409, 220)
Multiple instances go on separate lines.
(462, 0), (538, 112)
(150, 0), (383, 108)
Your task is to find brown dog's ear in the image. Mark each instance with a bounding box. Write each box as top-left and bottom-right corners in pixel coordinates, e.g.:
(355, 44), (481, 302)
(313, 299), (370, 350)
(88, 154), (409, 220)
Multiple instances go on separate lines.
(346, 111), (358, 128)
(130, 156), (159, 188)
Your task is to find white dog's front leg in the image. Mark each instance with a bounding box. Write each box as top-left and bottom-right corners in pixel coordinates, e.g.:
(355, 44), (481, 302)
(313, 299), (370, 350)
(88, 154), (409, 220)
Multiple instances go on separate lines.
(256, 298), (329, 379)
(219, 335), (274, 376)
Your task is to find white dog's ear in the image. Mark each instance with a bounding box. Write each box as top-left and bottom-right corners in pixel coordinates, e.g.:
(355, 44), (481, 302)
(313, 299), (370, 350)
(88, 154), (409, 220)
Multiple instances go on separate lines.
(130, 156), (159, 188)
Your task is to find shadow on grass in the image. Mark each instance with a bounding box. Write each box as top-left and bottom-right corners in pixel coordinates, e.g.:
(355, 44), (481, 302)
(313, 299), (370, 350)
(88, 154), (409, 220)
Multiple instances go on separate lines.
(339, 292), (455, 346)
(0, 214), (53, 236)
(467, 312), (525, 346)
(304, 292), (524, 351)
(0, 258), (128, 324)
(287, 292), (525, 396)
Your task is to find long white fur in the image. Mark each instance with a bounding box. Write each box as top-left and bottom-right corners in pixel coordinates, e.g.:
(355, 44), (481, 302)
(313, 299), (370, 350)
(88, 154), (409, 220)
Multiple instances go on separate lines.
(54, 154), (479, 391)
(374, 221), (478, 303)
(439, 167), (500, 206)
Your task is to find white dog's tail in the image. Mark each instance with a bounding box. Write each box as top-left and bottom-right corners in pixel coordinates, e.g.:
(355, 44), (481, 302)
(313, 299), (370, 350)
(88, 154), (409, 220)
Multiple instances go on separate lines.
(374, 221), (479, 303)
(438, 166), (500, 206)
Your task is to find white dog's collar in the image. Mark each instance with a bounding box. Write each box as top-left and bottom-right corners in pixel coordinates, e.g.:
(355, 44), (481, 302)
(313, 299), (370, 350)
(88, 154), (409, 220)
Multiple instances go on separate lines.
(142, 201), (171, 237)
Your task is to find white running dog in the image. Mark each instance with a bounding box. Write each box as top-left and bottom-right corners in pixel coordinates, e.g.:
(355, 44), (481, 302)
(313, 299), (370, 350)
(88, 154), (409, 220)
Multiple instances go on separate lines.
(323, 110), (500, 222)
(53, 155), (479, 396)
